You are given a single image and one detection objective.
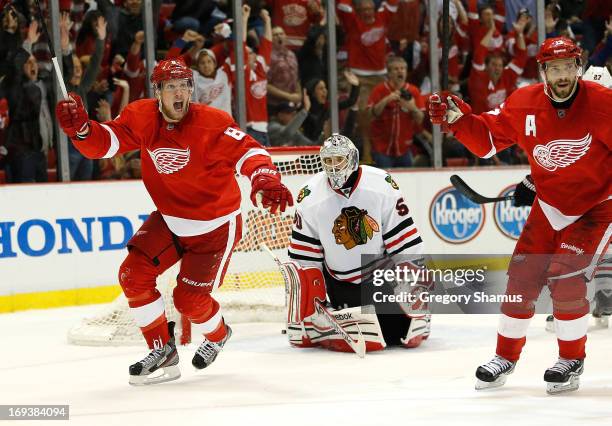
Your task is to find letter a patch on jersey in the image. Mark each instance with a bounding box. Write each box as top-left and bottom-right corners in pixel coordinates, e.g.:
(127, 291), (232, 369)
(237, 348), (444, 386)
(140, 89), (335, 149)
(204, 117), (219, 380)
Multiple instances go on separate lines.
(525, 115), (536, 137)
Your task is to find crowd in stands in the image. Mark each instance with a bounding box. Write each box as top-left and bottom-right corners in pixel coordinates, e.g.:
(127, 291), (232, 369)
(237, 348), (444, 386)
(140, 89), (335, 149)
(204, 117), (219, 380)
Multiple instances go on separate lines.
(0, 0), (610, 183)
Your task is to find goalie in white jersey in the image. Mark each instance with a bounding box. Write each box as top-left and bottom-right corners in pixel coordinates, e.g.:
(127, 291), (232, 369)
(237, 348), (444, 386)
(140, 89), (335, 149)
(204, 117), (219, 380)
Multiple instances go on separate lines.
(284, 134), (431, 352)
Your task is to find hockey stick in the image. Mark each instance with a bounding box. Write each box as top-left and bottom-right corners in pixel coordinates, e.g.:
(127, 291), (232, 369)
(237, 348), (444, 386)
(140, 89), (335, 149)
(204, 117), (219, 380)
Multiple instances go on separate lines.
(450, 174), (514, 204)
(34, 0), (68, 99)
(260, 243), (366, 358)
(436, 0), (451, 134)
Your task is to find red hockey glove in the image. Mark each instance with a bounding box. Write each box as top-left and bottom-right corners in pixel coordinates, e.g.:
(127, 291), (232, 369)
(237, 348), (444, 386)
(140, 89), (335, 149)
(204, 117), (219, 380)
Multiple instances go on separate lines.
(56, 93), (90, 139)
(250, 168), (294, 214)
(428, 93), (472, 129)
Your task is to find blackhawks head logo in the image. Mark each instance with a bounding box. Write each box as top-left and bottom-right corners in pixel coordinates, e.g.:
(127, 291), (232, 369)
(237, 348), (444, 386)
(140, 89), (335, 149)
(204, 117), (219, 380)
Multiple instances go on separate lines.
(297, 186), (311, 203)
(332, 206), (380, 250)
(385, 174), (399, 190)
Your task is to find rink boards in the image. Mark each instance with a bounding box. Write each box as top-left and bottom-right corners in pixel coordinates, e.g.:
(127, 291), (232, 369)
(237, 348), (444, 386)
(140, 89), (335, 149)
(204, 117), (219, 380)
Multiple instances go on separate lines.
(0, 166), (530, 312)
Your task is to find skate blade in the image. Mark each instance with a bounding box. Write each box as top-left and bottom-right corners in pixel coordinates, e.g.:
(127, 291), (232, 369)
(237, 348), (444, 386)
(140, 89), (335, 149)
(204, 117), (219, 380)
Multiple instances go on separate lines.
(546, 376), (580, 395)
(593, 316), (609, 329)
(475, 375), (507, 391)
(129, 365), (181, 386)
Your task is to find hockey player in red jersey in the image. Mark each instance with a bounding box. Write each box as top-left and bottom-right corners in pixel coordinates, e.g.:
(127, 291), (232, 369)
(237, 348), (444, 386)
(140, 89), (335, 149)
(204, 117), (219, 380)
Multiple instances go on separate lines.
(428, 37), (611, 394)
(55, 58), (293, 385)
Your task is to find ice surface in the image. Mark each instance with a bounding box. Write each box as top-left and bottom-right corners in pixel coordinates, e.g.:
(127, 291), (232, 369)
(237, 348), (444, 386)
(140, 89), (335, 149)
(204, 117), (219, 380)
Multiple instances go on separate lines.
(2, 307), (611, 426)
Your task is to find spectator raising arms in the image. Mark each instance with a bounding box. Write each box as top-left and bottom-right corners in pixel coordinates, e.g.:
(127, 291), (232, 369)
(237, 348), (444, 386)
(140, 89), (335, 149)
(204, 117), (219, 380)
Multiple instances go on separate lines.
(302, 69), (359, 143)
(268, 89), (315, 146)
(225, 5), (273, 146)
(267, 0), (323, 51)
(468, 16), (527, 114)
(336, 0), (399, 162)
(68, 13), (106, 181)
(466, 0), (505, 53)
(505, 8), (539, 84)
(4, 18), (73, 183)
(267, 25), (302, 108)
(297, 25), (327, 86)
(192, 48), (232, 116)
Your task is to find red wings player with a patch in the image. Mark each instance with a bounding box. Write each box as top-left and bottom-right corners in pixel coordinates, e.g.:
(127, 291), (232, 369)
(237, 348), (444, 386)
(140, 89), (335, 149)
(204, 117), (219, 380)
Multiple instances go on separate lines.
(55, 58), (293, 385)
(72, 99), (272, 228)
(429, 37), (611, 394)
(448, 79), (610, 228)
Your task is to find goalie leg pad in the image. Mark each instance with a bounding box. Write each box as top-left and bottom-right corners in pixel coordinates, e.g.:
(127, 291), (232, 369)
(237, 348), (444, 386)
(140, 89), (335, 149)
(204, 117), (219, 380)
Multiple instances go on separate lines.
(401, 314), (431, 348)
(289, 306), (387, 352)
(286, 321), (319, 348)
(283, 262), (327, 323)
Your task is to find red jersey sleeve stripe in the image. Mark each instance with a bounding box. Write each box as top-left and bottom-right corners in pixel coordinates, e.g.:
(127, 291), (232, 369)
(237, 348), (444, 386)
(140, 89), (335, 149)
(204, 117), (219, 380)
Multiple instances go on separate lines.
(99, 124), (120, 158)
(236, 148), (270, 175)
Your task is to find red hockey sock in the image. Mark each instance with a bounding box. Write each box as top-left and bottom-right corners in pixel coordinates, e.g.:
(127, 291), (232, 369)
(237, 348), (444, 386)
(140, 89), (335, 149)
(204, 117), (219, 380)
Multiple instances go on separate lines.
(554, 313), (588, 359)
(204, 318), (227, 343)
(496, 334), (526, 362)
(558, 336), (587, 360)
(141, 314), (170, 349)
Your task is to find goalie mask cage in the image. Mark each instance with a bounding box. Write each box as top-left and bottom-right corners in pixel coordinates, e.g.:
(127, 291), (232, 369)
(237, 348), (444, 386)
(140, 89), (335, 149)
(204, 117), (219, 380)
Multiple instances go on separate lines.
(67, 147), (323, 346)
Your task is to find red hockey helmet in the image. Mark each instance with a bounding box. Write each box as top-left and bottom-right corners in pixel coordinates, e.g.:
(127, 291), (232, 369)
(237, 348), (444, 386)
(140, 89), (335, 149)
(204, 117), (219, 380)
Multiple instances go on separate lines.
(150, 58), (193, 86)
(536, 37), (582, 65)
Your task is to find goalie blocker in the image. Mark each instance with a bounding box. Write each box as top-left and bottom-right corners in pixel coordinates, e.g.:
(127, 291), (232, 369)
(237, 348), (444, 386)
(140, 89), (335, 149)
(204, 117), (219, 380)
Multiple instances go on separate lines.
(283, 261), (430, 352)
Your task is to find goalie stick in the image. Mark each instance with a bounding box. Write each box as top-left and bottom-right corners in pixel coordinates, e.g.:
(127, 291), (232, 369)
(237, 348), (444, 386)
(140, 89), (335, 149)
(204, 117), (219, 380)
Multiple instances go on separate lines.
(450, 174), (514, 204)
(260, 243), (366, 358)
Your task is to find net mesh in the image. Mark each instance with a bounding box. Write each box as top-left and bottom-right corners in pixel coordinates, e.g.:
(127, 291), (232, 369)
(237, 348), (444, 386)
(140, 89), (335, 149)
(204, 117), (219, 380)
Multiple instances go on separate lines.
(67, 148), (323, 346)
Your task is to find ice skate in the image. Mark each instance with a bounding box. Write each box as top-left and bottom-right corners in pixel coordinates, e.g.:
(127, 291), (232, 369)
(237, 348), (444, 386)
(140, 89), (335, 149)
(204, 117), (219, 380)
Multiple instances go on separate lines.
(129, 322), (180, 386)
(192, 324), (232, 369)
(545, 314), (554, 332)
(423, 314), (431, 340)
(544, 358), (584, 395)
(475, 355), (516, 390)
(592, 289), (612, 328)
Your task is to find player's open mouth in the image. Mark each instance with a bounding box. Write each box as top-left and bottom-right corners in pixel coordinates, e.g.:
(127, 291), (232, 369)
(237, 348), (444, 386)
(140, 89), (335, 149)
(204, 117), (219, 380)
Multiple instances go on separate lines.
(173, 102), (184, 112)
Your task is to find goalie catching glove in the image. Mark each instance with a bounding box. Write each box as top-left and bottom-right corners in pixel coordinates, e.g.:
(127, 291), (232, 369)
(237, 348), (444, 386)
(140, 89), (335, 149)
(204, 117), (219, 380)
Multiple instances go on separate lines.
(250, 168), (294, 214)
(428, 93), (472, 130)
(56, 93), (90, 139)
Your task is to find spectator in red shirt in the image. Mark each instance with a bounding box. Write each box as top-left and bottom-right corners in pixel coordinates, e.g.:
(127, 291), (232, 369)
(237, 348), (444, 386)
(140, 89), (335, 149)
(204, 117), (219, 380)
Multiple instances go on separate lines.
(433, 1), (469, 93)
(123, 30), (146, 102)
(505, 8), (539, 84)
(224, 5), (273, 146)
(367, 56), (424, 168)
(467, 0), (505, 54)
(267, 0), (323, 51)
(267, 25), (302, 108)
(387, 0), (421, 51)
(337, 0), (399, 163)
(468, 14), (527, 115)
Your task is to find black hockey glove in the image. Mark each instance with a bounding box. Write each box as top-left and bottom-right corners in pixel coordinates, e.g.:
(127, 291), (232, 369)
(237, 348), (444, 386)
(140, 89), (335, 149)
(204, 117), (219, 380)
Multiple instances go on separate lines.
(513, 175), (536, 207)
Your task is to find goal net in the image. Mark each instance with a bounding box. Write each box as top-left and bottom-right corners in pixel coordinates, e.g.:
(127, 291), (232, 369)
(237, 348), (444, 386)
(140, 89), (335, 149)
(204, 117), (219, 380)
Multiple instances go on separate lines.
(67, 147), (323, 346)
